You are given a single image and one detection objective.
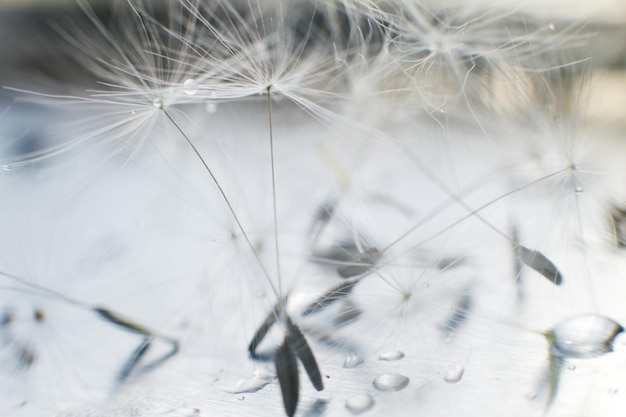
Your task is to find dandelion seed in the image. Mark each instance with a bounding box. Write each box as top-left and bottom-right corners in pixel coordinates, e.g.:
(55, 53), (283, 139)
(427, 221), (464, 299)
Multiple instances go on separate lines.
(516, 246), (563, 286)
(274, 338), (299, 417)
(117, 338), (151, 384)
(285, 316), (324, 392)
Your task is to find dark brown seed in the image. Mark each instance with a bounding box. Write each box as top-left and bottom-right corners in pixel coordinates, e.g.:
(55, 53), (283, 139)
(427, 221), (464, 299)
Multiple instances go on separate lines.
(275, 337), (299, 417)
(248, 298), (285, 359)
(286, 317), (324, 392)
(117, 338), (151, 383)
(93, 307), (152, 336)
(33, 308), (45, 322)
(517, 246), (563, 285)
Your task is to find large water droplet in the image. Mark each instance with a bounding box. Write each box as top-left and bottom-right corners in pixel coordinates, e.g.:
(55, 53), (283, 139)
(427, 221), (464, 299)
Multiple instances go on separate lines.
(444, 365), (464, 383)
(548, 22), (556, 31)
(378, 350), (404, 361)
(345, 394), (374, 414)
(549, 314), (624, 359)
(574, 185), (583, 194)
(152, 98), (163, 108)
(183, 79), (198, 96)
(373, 374), (409, 391)
(343, 355), (364, 368)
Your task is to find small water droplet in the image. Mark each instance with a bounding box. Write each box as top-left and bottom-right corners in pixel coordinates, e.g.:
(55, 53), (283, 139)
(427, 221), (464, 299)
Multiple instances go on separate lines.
(152, 98), (163, 108)
(574, 186), (583, 194)
(444, 365), (464, 383)
(549, 314), (624, 359)
(2, 164), (11, 171)
(379, 350), (404, 361)
(345, 394), (374, 414)
(225, 376), (270, 394)
(373, 374), (409, 391)
(343, 355), (364, 368)
(131, 110), (136, 115)
(609, 388), (619, 395)
(237, 396), (245, 401)
(548, 22), (556, 31)
(205, 102), (218, 114)
(183, 79), (198, 96)
(567, 364), (576, 371)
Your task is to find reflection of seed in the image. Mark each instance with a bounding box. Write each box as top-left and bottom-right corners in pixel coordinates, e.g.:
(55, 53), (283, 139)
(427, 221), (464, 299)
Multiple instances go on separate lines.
(345, 394), (374, 414)
(372, 374), (409, 391)
(0, 310), (13, 326)
(548, 314), (624, 359)
(441, 292), (472, 337)
(19, 345), (36, 368)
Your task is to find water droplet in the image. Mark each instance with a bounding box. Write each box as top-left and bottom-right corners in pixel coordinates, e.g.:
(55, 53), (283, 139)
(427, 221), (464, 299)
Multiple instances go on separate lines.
(237, 396), (245, 401)
(205, 102), (218, 114)
(574, 186), (583, 194)
(183, 79), (198, 96)
(152, 98), (163, 108)
(548, 22), (556, 31)
(345, 394), (374, 414)
(549, 314), (624, 359)
(567, 364), (576, 371)
(131, 110), (136, 115)
(2, 164), (11, 171)
(444, 365), (464, 383)
(224, 376), (270, 394)
(379, 350), (404, 361)
(343, 355), (364, 368)
(373, 374), (409, 391)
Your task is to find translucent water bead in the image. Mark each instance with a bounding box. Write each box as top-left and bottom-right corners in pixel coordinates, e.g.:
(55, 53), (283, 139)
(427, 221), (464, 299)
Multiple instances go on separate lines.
(548, 314), (624, 359)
